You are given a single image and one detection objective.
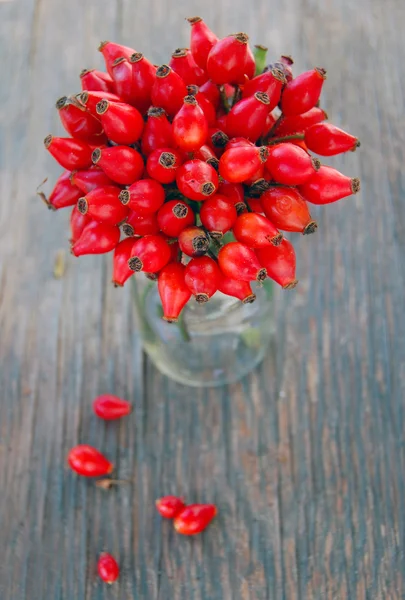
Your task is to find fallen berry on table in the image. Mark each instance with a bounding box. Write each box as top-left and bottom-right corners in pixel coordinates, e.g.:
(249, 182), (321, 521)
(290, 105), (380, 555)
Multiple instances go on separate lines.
(174, 504), (217, 535)
(68, 445), (113, 477)
(156, 495), (186, 518)
(97, 553), (120, 584)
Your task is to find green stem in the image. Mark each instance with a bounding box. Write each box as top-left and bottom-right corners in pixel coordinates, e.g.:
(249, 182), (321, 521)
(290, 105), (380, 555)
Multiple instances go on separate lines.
(231, 86), (241, 108)
(263, 114), (284, 143)
(268, 134), (305, 145)
(219, 85), (230, 113)
(253, 45), (268, 76)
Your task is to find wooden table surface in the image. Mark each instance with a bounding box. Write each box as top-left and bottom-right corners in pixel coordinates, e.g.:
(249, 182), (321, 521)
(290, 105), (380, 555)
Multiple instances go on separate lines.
(1, 0), (404, 598)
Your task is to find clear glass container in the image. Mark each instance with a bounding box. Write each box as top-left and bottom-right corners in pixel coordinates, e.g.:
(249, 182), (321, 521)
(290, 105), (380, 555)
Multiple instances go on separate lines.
(132, 275), (275, 387)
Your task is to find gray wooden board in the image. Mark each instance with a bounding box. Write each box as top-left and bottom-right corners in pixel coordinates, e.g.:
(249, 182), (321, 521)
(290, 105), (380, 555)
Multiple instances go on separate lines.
(0, 0), (404, 597)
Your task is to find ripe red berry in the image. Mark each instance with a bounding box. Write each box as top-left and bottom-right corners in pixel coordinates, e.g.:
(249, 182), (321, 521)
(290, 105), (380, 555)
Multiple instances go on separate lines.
(298, 165), (361, 205)
(128, 52), (156, 114)
(187, 85), (216, 126)
(218, 274), (256, 303)
(261, 186), (317, 234)
(128, 234), (171, 273)
(199, 79), (221, 108)
(266, 143), (320, 185)
(67, 444), (113, 477)
(92, 146), (144, 185)
(281, 67), (327, 116)
(256, 239), (298, 288)
(44, 135), (93, 170)
(174, 504), (217, 535)
(70, 205), (91, 243)
(77, 185), (128, 225)
(71, 221), (120, 256)
(158, 263), (192, 322)
(96, 99), (144, 145)
(41, 170), (82, 210)
(169, 48), (207, 86)
(219, 146), (268, 184)
(77, 90), (121, 115)
(93, 393), (132, 419)
(244, 44), (256, 79)
(185, 256), (221, 303)
(151, 65), (188, 117)
(218, 242), (267, 282)
(146, 148), (183, 184)
(119, 179), (165, 215)
(172, 95), (208, 152)
(207, 33), (250, 85)
(242, 67), (285, 111)
(247, 198), (264, 214)
(176, 159), (219, 201)
(80, 68), (115, 93)
(200, 195), (237, 237)
(304, 123), (360, 156)
(225, 137), (254, 151)
(233, 213), (283, 247)
(122, 209), (159, 237)
(156, 495), (186, 518)
(141, 107), (173, 156)
(193, 144), (219, 169)
(178, 226), (210, 257)
(157, 200), (195, 237)
(98, 40), (136, 76)
(187, 16), (219, 70)
(217, 181), (247, 214)
(97, 553), (120, 584)
(109, 57), (135, 102)
(112, 238), (136, 286)
(70, 166), (114, 194)
(56, 96), (105, 143)
(274, 107), (328, 136)
(226, 92), (270, 142)
(243, 165), (266, 187)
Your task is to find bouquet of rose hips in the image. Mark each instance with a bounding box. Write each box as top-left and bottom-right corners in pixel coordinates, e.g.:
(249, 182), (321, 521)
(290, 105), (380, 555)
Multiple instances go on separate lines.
(41, 16), (360, 322)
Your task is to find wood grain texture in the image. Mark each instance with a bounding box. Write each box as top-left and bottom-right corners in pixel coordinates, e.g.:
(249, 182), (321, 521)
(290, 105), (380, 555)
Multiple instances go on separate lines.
(0, 0), (404, 598)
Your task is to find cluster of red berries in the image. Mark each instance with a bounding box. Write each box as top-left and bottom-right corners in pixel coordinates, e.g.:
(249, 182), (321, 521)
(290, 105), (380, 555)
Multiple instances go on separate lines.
(42, 17), (360, 322)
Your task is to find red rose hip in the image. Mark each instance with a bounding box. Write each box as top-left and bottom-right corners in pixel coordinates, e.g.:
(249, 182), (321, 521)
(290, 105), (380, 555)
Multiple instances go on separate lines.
(174, 504), (217, 535)
(158, 263), (192, 322)
(176, 159), (218, 201)
(184, 256), (221, 303)
(128, 234), (171, 273)
(44, 135), (93, 170)
(92, 146), (144, 185)
(157, 200), (195, 237)
(67, 445), (113, 477)
(256, 239), (298, 289)
(156, 495), (186, 518)
(233, 213), (283, 247)
(112, 238), (136, 286)
(298, 165), (360, 205)
(261, 186), (317, 234)
(93, 393), (132, 419)
(218, 242), (267, 282)
(97, 553), (120, 584)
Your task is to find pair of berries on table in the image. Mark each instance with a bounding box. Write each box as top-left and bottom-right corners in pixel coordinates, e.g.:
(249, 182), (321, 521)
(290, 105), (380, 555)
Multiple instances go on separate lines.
(41, 16), (361, 323)
(156, 495), (217, 536)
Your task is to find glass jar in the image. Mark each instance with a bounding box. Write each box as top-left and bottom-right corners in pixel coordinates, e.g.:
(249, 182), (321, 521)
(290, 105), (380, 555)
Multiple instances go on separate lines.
(132, 274), (275, 387)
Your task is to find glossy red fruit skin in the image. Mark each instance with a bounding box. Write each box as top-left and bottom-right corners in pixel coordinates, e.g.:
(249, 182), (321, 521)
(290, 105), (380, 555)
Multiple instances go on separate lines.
(281, 68), (327, 116)
(187, 17), (219, 70)
(187, 86), (216, 126)
(304, 123), (360, 156)
(184, 256), (221, 302)
(176, 159), (219, 201)
(244, 44), (256, 79)
(128, 52), (156, 114)
(112, 238), (136, 286)
(225, 137), (254, 151)
(217, 181), (247, 214)
(67, 445), (113, 477)
(97, 553), (120, 584)
(46, 171), (82, 209)
(151, 65), (188, 118)
(193, 144), (219, 168)
(70, 206), (91, 243)
(218, 242), (267, 282)
(44, 135), (93, 170)
(243, 165), (265, 187)
(174, 504), (217, 535)
(226, 92), (270, 142)
(77, 90), (121, 115)
(298, 165), (360, 205)
(128, 234), (171, 273)
(207, 33), (249, 85)
(199, 79), (221, 108)
(70, 167), (114, 194)
(261, 186), (317, 234)
(233, 212), (283, 248)
(93, 393), (132, 419)
(256, 239), (298, 288)
(219, 146), (268, 184)
(96, 99), (144, 145)
(156, 495), (186, 518)
(56, 96), (105, 143)
(242, 68), (285, 108)
(120, 179), (165, 216)
(218, 274), (256, 303)
(77, 185), (128, 225)
(146, 148), (183, 184)
(274, 107), (328, 136)
(99, 40), (136, 76)
(247, 198), (264, 214)
(110, 57), (135, 104)
(158, 263), (192, 322)
(169, 48), (207, 86)
(71, 221), (120, 256)
(172, 96), (208, 151)
(92, 146), (144, 185)
(141, 108), (173, 156)
(178, 226), (210, 257)
(266, 143), (319, 185)
(200, 195), (237, 237)
(157, 200), (195, 237)
(122, 209), (159, 237)
(80, 69), (115, 93)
